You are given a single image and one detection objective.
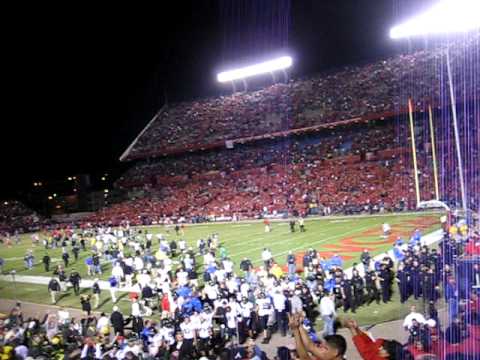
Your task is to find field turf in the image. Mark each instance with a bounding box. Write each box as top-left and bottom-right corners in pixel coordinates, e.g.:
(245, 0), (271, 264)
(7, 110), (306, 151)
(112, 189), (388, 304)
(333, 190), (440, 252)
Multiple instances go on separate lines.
(0, 212), (441, 326)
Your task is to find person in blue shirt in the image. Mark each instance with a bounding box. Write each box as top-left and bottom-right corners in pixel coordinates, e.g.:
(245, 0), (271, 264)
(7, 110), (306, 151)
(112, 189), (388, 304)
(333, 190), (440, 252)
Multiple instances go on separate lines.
(330, 254), (343, 269)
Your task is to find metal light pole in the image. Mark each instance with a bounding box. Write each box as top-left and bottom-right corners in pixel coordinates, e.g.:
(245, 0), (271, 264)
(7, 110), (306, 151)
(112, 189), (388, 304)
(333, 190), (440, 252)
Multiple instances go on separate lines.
(389, 0), (479, 216)
(445, 48), (468, 214)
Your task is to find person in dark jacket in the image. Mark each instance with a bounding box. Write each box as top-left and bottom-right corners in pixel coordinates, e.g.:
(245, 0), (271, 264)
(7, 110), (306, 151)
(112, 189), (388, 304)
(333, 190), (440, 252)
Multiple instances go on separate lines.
(62, 250), (70, 268)
(69, 269), (81, 295)
(48, 277), (61, 304)
(80, 294), (92, 315)
(92, 278), (101, 309)
(43, 253), (51, 272)
(110, 306), (125, 335)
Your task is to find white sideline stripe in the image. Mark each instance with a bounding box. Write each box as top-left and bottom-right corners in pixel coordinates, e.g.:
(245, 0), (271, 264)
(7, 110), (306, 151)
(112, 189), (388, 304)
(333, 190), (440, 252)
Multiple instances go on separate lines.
(343, 229), (444, 278)
(136, 210), (441, 229)
(231, 224), (252, 228)
(0, 274), (138, 293)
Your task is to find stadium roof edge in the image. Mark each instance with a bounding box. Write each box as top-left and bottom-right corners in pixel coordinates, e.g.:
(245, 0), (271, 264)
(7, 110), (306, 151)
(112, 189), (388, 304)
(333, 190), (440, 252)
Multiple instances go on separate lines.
(119, 105), (167, 162)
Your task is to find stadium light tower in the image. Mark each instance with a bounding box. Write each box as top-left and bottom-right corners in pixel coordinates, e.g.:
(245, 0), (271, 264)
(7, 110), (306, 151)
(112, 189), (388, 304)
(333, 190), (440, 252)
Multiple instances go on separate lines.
(217, 56), (292, 83)
(389, 0), (480, 215)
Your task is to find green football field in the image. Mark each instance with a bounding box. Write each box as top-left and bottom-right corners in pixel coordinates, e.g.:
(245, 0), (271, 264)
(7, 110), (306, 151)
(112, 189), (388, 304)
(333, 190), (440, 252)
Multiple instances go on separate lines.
(0, 212), (441, 326)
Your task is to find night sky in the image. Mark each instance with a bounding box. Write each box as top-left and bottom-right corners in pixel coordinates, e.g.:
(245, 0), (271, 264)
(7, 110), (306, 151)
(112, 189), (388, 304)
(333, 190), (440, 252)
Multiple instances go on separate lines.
(2, 0), (436, 198)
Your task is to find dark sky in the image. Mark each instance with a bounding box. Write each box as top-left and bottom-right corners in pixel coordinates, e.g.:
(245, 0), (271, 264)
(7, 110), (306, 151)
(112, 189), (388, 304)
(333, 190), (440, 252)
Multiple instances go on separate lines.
(2, 0), (435, 198)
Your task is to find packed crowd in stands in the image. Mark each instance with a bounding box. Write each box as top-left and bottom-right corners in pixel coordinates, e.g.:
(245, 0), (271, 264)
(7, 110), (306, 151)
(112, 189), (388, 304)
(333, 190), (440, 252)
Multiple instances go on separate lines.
(0, 212), (479, 359)
(96, 120), (417, 225)
(125, 35), (479, 160)
(0, 201), (43, 235)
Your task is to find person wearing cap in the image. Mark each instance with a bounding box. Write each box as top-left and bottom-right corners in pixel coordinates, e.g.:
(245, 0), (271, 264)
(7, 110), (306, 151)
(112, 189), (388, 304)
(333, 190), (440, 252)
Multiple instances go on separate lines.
(345, 318), (407, 359)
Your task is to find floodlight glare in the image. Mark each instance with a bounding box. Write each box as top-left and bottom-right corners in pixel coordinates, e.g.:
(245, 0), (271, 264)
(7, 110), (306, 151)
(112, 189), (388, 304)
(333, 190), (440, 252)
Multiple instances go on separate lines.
(217, 56), (292, 83)
(390, 0), (480, 39)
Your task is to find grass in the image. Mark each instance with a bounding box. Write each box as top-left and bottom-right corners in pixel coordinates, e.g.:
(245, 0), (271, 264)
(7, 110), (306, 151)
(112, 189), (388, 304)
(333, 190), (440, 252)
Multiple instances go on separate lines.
(0, 212), (441, 326)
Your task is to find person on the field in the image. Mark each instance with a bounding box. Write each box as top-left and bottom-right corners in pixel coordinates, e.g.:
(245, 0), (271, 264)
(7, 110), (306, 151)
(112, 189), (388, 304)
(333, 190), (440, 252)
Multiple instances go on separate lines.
(53, 264), (67, 291)
(378, 264), (392, 303)
(290, 219), (296, 233)
(80, 294), (92, 316)
(72, 243), (80, 262)
(62, 249), (70, 268)
(382, 222), (391, 238)
(352, 269), (365, 308)
(92, 278), (101, 309)
(69, 268), (81, 295)
(42, 253), (51, 272)
(341, 276), (355, 313)
(261, 248), (272, 269)
(109, 275), (118, 303)
(287, 251), (296, 277)
(264, 218), (271, 233)
(365, 270), (381, 305)
(48, 277), (61, 304)
(299, 217), (305, 232)
(24, 250), (34, 270)
(360, 249), (371, 272)
(319, 292), (337, 336)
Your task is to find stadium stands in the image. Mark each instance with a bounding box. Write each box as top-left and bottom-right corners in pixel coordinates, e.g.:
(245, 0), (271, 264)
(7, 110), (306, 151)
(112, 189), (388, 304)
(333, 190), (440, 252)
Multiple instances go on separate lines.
(123, 36), (479, 160)
(0, 200), (43, 234)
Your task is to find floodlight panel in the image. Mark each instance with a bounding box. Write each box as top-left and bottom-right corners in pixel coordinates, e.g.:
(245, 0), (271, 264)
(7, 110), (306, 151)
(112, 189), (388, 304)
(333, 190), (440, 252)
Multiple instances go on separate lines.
(390, 0), (480, 39)
(217, 56), (292, 83)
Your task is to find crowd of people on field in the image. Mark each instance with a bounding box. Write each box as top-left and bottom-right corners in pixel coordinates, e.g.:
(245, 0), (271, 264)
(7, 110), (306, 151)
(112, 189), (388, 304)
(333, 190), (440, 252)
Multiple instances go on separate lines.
(0, 214), (479, 359)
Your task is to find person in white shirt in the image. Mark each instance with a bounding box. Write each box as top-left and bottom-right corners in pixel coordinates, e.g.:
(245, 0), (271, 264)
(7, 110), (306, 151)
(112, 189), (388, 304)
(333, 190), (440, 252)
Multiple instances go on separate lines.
(239, 297), (254, 338)
(319, 292), (337, 336)
(197, 316), (212, 356)
(403, 305), (427, 330)
(180, 316), (196, 350)
(261, 248), (272, 269)
(225, 306), (238, 340)
(382, 223), (391, 238)
(223, 258), (234, 276)
(272, 289), (287, 336)
(131, 297), (141, 317)
(179, 239), (187, 253)
(111, 263), (124, 283)
(256, 292), (273, 343)
(176, 268), (189, 286)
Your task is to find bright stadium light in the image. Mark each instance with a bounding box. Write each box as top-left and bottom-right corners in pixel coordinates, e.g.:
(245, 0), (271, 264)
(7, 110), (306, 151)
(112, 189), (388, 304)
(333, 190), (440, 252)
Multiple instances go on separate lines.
(390, 0), (480, 39)
(217, 56), (292, 83)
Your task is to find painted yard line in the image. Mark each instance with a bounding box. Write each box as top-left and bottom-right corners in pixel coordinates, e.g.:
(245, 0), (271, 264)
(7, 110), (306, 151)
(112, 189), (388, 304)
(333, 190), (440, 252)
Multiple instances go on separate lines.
(134, 211), (441, 229)
(250, 223), (376, 264)
(225, 230), (329, 251)
(228, 232), (326, 249)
